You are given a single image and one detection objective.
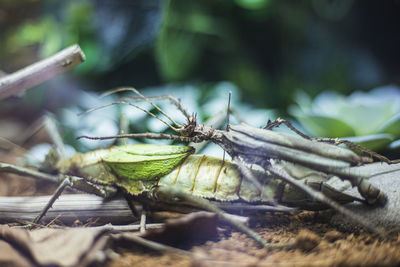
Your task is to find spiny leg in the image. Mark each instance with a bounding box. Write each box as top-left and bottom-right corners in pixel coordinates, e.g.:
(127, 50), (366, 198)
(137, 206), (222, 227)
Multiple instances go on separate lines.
(230, 157), (381, 233)
(314, 137), (400, 164)
(32, 175), (118, 225)
(156, 185), (294, 249)
(32, 177), (72, 224)
(265, 118), (399, 164)
(232, 156), (277, 206)
(0, 162), (62, 183)
(264, 118), (311, 140)
(124, 195), (140, 219)
(266, 161), (385, 237)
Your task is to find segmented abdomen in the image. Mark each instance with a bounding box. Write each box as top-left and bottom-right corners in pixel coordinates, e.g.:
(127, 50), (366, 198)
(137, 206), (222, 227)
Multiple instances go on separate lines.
(158, 154), (356, 206)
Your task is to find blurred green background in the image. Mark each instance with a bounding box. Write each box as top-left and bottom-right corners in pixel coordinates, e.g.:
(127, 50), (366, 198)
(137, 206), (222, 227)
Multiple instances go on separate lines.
(1, 0), (400, 157)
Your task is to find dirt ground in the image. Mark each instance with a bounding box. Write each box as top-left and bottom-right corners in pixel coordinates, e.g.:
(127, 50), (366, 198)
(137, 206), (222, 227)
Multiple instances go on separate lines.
(2, 149), (400, 267)
(108, 211), (400, 267)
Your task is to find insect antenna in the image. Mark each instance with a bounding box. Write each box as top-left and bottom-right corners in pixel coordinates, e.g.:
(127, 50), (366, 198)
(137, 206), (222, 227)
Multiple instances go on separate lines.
(77, 132), (193, 142)
(101, 87), (191, 120)
(79, 100), (182, 132)
(100, 87), (184, 129)
(124, 95), (191, 120)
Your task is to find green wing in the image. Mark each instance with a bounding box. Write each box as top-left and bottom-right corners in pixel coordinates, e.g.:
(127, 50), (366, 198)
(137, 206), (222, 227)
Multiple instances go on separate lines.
(103, 144), (195, 181)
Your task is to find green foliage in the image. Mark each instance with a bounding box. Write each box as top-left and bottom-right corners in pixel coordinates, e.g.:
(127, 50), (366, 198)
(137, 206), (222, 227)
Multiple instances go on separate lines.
(2, 1), (97, 74)
(155, 1), (221, 81)
(235, 0), (272, 10)
(290, 86), (400, 152)
(154, 0), (275, 103)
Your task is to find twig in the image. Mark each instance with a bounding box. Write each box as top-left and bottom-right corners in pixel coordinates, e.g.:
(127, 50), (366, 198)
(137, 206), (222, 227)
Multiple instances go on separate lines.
(90, 223), (165, 232)
(114, 233), (195, 258)
(0, 44), (85, 100)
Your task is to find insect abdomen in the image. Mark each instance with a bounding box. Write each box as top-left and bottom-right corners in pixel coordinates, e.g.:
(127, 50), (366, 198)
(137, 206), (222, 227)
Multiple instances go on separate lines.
(158, 155), (360, 206)
(159, 155), (287, 203)
(159, 155), (242, 201)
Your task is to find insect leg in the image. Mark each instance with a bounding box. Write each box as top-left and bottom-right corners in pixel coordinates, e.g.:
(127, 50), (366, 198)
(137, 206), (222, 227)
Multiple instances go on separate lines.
(0, 162), (61, 183)
(32, 177), (71, 224)
(264, 118), (311, 139)
(123, 195), (140, 219)
(267, 162), (385, 237)
(156, 185), (293, 249)
(315, 137), (400, 164)
(232, 156), (277, 205)
(265, 118), (399, 164)
(32, 175), (118, 224)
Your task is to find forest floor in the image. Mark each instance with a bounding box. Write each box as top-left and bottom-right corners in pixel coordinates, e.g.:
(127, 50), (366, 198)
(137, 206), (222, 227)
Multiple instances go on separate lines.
(108, 211), (400, 267)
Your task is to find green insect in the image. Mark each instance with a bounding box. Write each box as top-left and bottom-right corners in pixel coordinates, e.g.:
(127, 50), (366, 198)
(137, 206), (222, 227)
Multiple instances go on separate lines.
(0, 137), (367, 247)
(46, 143), (359, 211)
(29, 139), (364, 241)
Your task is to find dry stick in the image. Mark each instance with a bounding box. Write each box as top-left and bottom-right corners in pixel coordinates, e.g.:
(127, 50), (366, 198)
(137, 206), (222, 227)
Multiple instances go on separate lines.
(115, 234), (196, 258)
(91, 223), (164, 232)
(0, 193), (253, 227)
(0, 44), (85, 100)
(0, 194), (136, 224)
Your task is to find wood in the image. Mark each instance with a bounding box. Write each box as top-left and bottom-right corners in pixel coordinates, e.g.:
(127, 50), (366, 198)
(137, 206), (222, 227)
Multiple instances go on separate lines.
(0, 44), (85, 100)
(0, 194), (137, 225)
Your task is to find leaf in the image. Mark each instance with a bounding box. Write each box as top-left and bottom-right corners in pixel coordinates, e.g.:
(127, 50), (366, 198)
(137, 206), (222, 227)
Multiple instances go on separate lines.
(388, 139), (400, 150)
(0, 226), (110, 266)
(235, 0), (271, 10)
(377, 113), (400, 138)
(344, 134), (394, 151)
(294, 115), (355, 138)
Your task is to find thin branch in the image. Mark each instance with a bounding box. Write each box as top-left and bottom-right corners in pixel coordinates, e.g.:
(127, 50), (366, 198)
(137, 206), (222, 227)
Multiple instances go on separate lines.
(114, 234), (195, 258)
(91, 223), (165, 232)
(0, 44), (85, 100)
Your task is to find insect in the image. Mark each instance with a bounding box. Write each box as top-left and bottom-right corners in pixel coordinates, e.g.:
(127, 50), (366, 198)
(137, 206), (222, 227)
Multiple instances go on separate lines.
(77, 87), (397, 235)
(45, 144), (361, 210)
(20, 141), (364, 247)
(1, 132), (365, 248)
